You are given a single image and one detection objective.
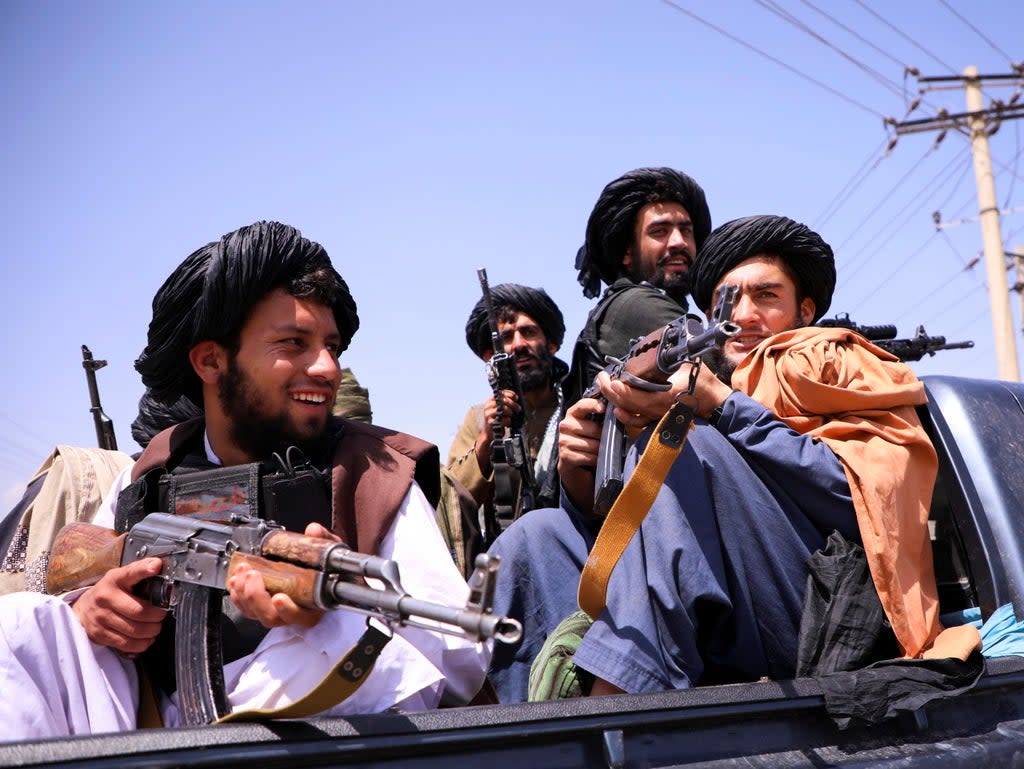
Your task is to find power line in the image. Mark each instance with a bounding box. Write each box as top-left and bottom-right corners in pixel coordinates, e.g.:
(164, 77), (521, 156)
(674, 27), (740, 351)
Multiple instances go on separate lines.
(835, 142), (965, 263)
(838, 150), (972, 294)
(935, 0), (1017, 66)
(656, 0), (885, 119)
(813, 138), (891, 227)
(796, 0), (914, 75)
(850, 0), (958, 75)
(753, 0), (909, 99)
(895, 260), (982, 325)
(0, 412), (59, 452)
(1003, 120), (1021, 208)
(932, 155), (975, 217)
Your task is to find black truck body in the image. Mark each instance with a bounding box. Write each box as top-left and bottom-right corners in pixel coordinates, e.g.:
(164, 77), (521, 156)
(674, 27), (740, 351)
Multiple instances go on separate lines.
(2, 374), (1023, 769)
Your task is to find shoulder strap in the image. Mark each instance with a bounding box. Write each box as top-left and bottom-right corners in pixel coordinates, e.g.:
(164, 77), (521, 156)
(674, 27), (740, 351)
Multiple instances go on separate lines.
(577, 401), (695, 619)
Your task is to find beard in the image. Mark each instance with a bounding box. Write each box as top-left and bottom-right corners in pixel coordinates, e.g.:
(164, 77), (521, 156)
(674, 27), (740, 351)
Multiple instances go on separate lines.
(705, 312), (810, 385)
(217, 356), (334, 463)
(627, 253), (691, 306)
(651, 269), (691, 305)
(702, 346), (735, 385)
(516, 345), (556, 392)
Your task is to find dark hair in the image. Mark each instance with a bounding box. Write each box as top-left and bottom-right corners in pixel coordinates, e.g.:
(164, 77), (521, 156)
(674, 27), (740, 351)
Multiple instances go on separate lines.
(575, 167), (712, 298)
(691, 215), (836, 322)
(131, 390), (202, 448)
(136, 221), (359, 405)
(464, 283), (565, 358)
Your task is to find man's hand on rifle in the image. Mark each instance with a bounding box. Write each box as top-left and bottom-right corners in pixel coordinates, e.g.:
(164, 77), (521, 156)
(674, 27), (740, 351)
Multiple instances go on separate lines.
(473, 389), (522, 475)
(71, 557), (167, 657)
(556, 396), (605, 515)
(226, 521), (335, 630)
(596, 363), (732, 430)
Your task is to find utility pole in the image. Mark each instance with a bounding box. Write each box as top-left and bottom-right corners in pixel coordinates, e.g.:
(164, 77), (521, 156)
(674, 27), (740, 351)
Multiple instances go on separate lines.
(1015, 246), (1024, 341)
(890, 65), (1023, 381)
(964, 66), (1019, 381)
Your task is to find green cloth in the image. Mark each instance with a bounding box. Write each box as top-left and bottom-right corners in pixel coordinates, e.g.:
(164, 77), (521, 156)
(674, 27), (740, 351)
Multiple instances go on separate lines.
(527, 610), (595, 701)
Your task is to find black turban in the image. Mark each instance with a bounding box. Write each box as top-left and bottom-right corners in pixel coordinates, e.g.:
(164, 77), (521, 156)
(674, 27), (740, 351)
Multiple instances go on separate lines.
(131, 390), (203, 448)
(691, 215), (836, 322)
(465, 283), (565, 358)
(136, 221), (360, 405)
(575, 167), (712, 298)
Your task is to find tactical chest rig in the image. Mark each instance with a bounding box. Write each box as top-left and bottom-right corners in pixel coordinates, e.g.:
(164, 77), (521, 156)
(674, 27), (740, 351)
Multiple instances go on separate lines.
(115, 430), (333, 722)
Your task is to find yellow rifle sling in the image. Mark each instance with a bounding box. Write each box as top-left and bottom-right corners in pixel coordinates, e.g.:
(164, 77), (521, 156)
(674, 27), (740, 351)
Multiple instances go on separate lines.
(215, 621), (391, 723)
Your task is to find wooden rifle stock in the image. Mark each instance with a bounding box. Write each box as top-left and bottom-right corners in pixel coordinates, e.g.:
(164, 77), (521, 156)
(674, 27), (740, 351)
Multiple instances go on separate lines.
(47, 521), (323, 609)
(47, 522), (125, 594)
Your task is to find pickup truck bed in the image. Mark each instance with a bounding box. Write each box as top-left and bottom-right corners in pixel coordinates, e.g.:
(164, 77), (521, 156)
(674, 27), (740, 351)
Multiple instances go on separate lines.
(2, 375), (1022, 769)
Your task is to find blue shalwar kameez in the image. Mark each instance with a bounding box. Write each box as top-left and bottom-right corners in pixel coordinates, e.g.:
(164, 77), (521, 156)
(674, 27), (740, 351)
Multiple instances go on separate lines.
(488, 391), (857, 701)
(572, 391), (858, 692)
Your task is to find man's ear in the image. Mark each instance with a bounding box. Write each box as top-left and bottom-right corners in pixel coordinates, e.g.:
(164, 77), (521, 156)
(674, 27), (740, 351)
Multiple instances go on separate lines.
(188, 340), (228, 385)
(799, 298), (816, 327)
(547, 341), (558, 356)
(622, 246), (634, 269)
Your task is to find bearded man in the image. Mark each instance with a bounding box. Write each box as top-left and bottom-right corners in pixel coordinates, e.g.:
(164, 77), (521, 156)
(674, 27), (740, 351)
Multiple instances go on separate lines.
(565, 166), (712, 406)
(447, 283), (568, 544)
(565, 215), (980, 698)
(0, 221), (488, 741)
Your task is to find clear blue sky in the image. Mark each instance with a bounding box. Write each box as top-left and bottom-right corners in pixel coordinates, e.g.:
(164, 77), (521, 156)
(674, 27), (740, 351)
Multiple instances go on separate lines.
(1, 0), (1021, 508)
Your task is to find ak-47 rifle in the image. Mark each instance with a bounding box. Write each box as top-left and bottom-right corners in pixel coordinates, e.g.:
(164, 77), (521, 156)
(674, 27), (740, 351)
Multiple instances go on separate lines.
(817, 313), (974, 362)
(82, 345), (117, 450)
(588, 285), (741, 517)
(476, 268), (537, 529)
(47, 512), (522, 725)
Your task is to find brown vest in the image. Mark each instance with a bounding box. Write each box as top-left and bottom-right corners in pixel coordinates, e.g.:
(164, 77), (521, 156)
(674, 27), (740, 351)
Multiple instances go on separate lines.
(129, 417), (440, 556)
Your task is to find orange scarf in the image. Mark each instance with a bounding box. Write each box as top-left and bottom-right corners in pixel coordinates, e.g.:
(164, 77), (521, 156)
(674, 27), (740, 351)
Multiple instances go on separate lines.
(731, 326), (943, 657)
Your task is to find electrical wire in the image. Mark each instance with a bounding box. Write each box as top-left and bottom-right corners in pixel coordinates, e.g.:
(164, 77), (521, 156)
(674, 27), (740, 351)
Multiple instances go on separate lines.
(1004, 120), (1021, 208)
(850, 0), (958, 75)
(894, 259), (982, 325)
(835, 143), (967, 266)
(894, 230), (983, 323)
(655, 0), (885, 119)
(935, 0), (1017, 66)
(796, 0), (915, 74)
(813, 138), (891, 228)
(794, 0), (948, 114)
(753, 0), (912, 99)
(834, 163), (965, 315)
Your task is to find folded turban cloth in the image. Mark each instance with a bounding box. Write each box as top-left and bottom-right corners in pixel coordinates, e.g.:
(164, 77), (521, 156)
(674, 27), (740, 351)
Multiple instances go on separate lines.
(136, 221), (359, 405)
(131, 390), (203, 448)
(691, 215), (836, 322)
(575, 167), (712, 299)
(465, 283), (565, 358)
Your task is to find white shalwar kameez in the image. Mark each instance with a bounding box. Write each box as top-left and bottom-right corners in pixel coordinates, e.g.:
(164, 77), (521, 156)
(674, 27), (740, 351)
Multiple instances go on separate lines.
(0, 458), (490, 743)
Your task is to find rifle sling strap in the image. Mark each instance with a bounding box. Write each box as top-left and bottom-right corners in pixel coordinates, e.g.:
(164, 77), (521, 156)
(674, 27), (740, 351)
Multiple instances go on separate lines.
(578, 401), (695, 620)
(213, 620), (392, 723)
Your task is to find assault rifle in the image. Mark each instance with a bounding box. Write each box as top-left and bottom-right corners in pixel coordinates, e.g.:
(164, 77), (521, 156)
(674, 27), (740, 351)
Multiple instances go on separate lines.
(588, 285), (741, 517)
(477, 268), (537, 529)
(817, 314), (974, 362)
(47, 512), (522, 725)
(81, 344), (117, 450)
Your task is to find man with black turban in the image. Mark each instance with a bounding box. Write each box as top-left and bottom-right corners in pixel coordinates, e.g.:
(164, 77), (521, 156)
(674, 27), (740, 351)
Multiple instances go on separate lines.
(448, 283), (569, 545)
(564, 166), (712, 406)
(0, 221), (488, 738)
(562, 214), (977, 699)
